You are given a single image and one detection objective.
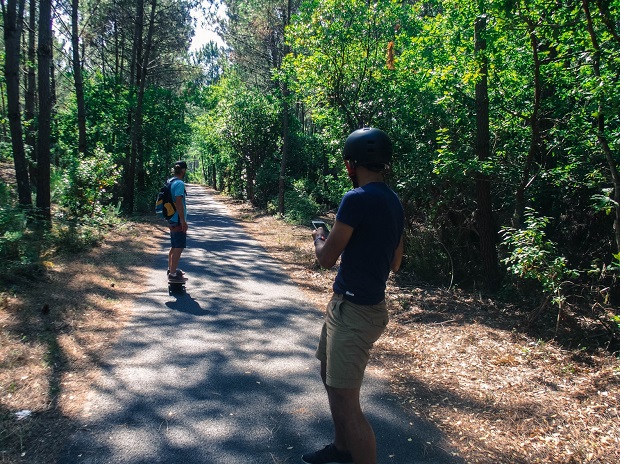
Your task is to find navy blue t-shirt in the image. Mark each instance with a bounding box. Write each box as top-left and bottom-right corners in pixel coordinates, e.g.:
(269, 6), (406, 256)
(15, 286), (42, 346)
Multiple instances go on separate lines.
(333, 182), (404, 305)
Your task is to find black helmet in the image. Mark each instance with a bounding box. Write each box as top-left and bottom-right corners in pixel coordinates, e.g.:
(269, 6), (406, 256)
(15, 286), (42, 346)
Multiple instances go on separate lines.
(343, 127), (393, 167)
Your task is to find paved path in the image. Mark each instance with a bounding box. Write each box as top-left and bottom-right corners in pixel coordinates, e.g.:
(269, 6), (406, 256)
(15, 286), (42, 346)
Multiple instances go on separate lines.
(61, 185), (461, 464)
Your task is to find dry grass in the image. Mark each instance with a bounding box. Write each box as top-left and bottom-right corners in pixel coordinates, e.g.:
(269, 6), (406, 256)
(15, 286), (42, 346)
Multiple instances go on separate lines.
(215, 189), (620, 464)
(0, 218), (161, 463)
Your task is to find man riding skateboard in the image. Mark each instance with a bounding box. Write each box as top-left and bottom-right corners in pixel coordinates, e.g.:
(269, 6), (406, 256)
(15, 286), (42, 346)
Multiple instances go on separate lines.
(168, 160), (189, 284)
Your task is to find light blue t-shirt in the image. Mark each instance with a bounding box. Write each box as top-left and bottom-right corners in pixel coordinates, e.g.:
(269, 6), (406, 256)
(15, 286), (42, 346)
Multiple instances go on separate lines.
(168, 178), (187, 225)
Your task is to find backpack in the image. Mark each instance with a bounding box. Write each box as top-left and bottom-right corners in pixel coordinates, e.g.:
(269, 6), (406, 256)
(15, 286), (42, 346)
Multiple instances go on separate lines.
(155, 177), (178, 220)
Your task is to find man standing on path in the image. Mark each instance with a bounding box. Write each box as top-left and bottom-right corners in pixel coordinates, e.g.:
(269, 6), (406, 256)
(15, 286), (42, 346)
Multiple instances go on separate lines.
(302, 128), (405, 464)
(168, 160), (189, 283)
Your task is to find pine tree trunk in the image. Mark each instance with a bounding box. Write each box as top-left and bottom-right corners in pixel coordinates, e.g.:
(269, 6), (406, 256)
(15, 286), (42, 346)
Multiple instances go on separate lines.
(134, 0), (156, 212)
(36, 0), (52, 220)
(474, 14), (499, 290)
(2, 0), (32, 206)
(25, 0), (37, 188)
(279, 94), (289, 214)
(278, 0), (292, 215)
(72, 0), (88, 155)
(124, 0), (144, 213)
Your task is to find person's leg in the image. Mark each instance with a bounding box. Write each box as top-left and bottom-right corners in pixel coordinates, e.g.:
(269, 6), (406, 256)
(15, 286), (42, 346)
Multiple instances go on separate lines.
(169, 247), (183, 274)
(168, 228), (187, 276)
(319, 298), (387, 463)
(326, 384), (376, 464)
(320, 361), (348, 453)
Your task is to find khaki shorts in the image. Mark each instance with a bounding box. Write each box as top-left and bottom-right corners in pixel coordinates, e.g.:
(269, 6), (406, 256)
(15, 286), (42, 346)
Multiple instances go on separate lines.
(316, 294), (388, 389)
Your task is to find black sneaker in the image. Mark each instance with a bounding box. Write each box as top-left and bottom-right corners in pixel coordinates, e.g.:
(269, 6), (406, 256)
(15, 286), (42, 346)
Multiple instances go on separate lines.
(301, 444), (353, 464)
(168, 273), (187, 283)
(167, 269), (186, 276)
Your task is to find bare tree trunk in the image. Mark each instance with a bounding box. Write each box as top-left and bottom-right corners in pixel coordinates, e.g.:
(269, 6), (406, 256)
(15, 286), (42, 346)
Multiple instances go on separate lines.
(474, 13), (499, 290)
(247, 171), (255, 204)
(114, 4), (120, 77)
(25, 0), (37, 188)
(133, 0), (156, 211)
(0, 81), (7, 141)
(36, 0), (52, 220)
(123, 0), (144, 213)
(278, 0), (292, 215)
(50, 39), (57, 110)
(2, 0), (32, 206)
(583, 0), (620, 253)
(279, 92), (289, 213)
(72, 0), (88, 155)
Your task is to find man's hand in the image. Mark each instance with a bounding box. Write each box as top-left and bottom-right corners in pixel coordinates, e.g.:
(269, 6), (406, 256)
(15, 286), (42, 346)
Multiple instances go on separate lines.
(312, 227), (326, 241)
(313, 220), (353, 269)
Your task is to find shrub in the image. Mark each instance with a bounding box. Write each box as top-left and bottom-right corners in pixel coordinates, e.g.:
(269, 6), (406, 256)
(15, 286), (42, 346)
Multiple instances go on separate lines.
(269, 179), (321, 224)
(56, 146), (120, 218)
(501, 207), (579, 312)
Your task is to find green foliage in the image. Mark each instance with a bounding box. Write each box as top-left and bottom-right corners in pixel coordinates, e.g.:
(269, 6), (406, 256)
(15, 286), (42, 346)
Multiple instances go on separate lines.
(50, 208), (122, 253)
(268, 179), (322, 224)
(591, 189), (619, 216)
(255, 157), (281, 208)
(190, 74), (281, 203)
(286, 0), (399, 130)
(501, 208), (579, 307)
(56, 146), (120, 218)
(142, 87), (193, 183)
(0, 181), (26, 264)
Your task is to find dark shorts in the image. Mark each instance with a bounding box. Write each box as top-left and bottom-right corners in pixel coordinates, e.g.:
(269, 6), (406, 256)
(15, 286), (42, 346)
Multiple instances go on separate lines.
(316, 293), (388, 389)
(169, 224), (187, 249)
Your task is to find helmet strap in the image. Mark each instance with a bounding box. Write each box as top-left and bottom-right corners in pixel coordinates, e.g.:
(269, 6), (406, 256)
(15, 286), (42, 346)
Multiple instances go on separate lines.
(345, 160), (359, 188)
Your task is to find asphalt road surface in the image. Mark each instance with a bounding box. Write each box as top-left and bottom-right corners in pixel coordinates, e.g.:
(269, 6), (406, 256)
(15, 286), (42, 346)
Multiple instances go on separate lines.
(61, 185), (462, 464)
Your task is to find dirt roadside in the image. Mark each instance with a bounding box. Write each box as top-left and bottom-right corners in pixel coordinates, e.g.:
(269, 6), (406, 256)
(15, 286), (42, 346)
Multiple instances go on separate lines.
(0, 186), (618, 464)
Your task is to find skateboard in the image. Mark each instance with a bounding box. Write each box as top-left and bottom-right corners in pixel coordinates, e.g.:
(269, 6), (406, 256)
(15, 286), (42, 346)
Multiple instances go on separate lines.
(168, 277), (187, 295)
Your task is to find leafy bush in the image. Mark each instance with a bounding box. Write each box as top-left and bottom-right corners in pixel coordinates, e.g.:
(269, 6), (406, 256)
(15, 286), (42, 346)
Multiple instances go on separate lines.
(0, 181), (26, 264)
(501, 208), (579, 310)
(255, 158), (281, 208)
(51, 210), (120, 252)
(402, 223), (454, 285)
(56, 146), (120, 218)
(269, 179), (321, 224)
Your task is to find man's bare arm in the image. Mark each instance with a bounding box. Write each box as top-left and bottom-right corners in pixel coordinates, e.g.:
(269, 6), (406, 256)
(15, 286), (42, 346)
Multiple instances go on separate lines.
(175, 195), (187, 231)
(313, 220), (353, 268)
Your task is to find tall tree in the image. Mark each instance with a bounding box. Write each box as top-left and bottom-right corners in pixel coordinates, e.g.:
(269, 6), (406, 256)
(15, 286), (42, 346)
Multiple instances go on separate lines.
(36, 0), (53, 220)
(278, 0), (293, 214)
(474, 11), (499, 289)
(582, 0), (620, 253)
(123, 0), (144, 213)
(24, 0), (37, 188)
(221, 0), (301, 213)
(72, 0), (88, 155)
(133, 0), (157, 209)
(1, 0), (32, 206)
(287, 0), (397, 130)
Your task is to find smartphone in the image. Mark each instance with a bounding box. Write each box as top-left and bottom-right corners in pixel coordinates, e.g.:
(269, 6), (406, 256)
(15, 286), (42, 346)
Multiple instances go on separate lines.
(312, 220), (330, 238)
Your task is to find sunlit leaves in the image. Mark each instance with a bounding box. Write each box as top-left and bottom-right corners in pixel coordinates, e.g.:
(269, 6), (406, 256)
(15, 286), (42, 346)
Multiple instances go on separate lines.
(286, 0), (400, 129)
